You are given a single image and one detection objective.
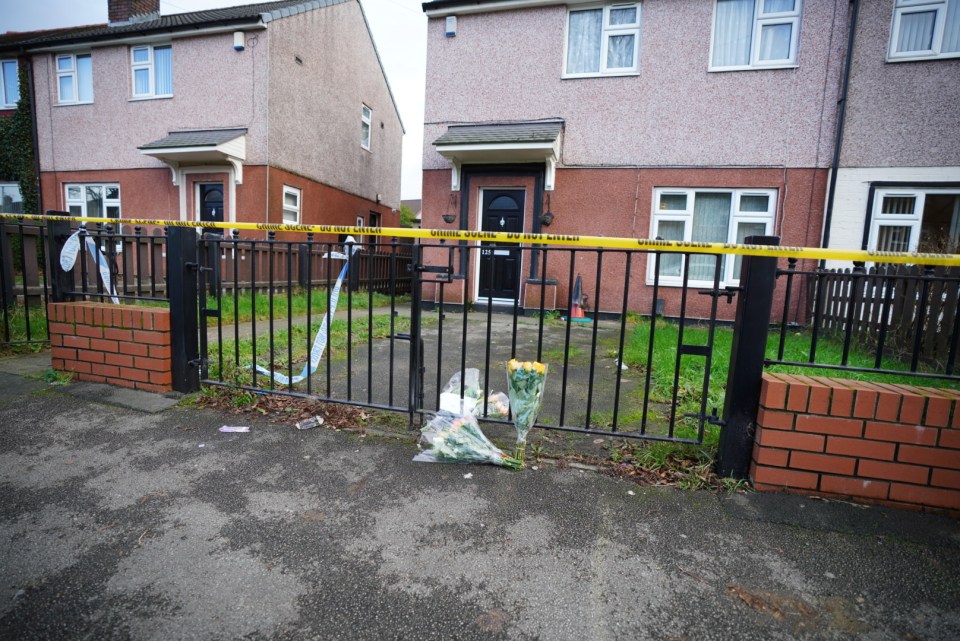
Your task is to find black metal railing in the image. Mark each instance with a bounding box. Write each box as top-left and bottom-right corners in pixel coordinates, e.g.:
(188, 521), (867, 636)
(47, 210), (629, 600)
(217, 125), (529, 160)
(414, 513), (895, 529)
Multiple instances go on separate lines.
(767, 258), (960, 381)
(197, 232), (414, 411)
(198, 235), (737, 445)
(47, 220), (170, 305)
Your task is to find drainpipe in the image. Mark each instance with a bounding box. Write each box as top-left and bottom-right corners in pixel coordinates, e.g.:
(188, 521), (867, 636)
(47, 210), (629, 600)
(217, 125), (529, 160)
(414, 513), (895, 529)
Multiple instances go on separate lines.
(23, 50), (43, 215)
(821, 0), (860, 258)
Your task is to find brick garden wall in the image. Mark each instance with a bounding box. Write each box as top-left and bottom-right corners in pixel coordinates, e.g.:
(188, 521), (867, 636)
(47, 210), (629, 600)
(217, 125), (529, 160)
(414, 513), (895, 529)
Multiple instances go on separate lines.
(47, 302), (173, 393)
(752, 373), (960, 512)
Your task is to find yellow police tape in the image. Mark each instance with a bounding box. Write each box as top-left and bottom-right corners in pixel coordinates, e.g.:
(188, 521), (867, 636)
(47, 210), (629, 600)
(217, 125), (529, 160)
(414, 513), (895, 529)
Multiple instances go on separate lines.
(3, 212), (960, 266)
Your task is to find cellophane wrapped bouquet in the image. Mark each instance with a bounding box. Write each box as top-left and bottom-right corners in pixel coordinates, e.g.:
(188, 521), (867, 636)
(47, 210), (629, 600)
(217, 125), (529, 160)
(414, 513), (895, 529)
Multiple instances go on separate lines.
(413, 413), (522, 470)
(439, 368), (511, 419)
(506, 359), (547, 462)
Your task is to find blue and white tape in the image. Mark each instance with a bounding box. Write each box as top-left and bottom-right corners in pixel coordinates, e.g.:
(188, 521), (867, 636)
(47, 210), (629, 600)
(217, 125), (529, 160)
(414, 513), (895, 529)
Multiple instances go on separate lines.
(252, 238), (358, 387)
(59, 229), (119, 304)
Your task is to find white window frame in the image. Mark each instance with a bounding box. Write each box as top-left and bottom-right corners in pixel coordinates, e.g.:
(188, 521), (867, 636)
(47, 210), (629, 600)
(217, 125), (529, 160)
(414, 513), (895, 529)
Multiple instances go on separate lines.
(709, 0), (803, 71)
(282, 185), (301, 224)
(56, 53), (93, 105)
(647, 187), (777, 287)
(1, 59), (19, 108)
(130, 44), (172, 99)
(868, 188), (960, 253)
(562, 3), (642, 78)
(1, 183), (24, 214)
(361, 104), (372, 150)
(65, 183), (122, 219)
(888, 0), (960, 61)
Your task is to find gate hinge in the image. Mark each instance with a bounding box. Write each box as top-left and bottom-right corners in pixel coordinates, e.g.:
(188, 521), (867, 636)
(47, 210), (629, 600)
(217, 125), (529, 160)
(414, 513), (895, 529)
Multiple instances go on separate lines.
(187, 357), (207, 368)
(185, 262), (213, 273)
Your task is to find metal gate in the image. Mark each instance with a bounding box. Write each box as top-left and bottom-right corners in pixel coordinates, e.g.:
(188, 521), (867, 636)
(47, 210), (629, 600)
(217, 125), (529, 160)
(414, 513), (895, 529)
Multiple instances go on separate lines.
(195, 232), (732, 445)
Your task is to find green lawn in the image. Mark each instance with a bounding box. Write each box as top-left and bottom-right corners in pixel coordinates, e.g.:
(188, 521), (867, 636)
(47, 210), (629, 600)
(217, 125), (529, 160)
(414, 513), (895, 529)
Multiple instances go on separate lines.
(208, 313), (414, 384)
(207, 288), (407, 325)
(617, 317), (958, 444)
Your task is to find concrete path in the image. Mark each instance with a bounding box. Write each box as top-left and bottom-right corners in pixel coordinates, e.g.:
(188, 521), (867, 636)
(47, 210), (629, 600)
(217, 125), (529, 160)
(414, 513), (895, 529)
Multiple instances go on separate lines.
(0, 356), (958, 640)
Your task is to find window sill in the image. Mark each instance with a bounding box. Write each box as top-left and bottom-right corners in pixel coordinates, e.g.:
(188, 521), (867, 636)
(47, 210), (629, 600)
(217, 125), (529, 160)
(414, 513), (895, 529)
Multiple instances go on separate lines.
(55, 101), (94, 107)
(561, 71), (640, 80)
(128, 95), (173, 102)
(886, 52), (960, 63)
(708, 64), (798, 73)
(645, 279), (739, 289)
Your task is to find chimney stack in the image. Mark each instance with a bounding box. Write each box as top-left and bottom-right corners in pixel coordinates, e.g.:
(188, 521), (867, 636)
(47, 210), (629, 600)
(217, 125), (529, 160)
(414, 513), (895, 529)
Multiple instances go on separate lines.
(109, 0), (160, 25)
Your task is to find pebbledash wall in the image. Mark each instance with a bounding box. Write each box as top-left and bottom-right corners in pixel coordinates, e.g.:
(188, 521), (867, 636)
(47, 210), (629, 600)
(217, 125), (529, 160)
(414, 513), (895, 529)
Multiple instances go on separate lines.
(752, 373), (960, 512)
(31, 2), (402, 233)
(47, 302), (173, 393)
(420, 0), (848, 319)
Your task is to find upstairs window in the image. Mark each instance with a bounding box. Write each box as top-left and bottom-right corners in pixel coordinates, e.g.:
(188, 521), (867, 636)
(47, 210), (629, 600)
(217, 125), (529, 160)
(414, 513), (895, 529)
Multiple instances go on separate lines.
(565, 3), (641, 77)
(1, 59), (19, 108)
(131, 45), (172, 98)
(282, 186), (301, 224)
(66, 184), (121, 219)
(361, 105), (372, 150)
(56, 54), (93, 104)
(711, 0), (802, 70)
(889, 0), (960, 61)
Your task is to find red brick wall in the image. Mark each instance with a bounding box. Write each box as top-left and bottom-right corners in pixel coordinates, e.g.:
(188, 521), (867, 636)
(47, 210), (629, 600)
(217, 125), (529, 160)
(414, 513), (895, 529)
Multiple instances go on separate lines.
(47, 302), (173, 393)
(421, 166), (827, 319)
(752, 373), (960, 512)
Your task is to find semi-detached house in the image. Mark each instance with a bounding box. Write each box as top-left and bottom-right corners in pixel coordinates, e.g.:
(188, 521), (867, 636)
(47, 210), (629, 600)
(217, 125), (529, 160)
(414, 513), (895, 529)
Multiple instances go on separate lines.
(0, 0), (404, 234)
(419, 0), (958, 317)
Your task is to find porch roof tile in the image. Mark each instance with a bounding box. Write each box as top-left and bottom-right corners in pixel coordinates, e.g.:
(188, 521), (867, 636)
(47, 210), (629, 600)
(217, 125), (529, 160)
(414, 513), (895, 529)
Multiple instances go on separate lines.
(139, 128), (248, 149)
(434, 121), (563, 146)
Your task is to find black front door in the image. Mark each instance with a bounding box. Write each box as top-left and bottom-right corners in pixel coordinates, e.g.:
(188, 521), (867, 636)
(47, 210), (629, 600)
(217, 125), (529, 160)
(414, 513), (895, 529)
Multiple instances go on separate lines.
(478, 189), (524, 301)
(199, 183), (224, 234)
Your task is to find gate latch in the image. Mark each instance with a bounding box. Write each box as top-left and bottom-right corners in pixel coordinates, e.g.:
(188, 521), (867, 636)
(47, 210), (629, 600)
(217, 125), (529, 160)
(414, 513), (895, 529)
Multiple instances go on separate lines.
(698, 286), (741, 304)
(184, 262), (213, 273)
(683, 407), (726, 427)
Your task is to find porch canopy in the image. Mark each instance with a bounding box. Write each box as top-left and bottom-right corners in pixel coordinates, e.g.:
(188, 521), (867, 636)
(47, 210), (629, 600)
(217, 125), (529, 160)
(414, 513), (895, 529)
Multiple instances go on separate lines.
(139, 128), (247, 184)
(433, 120), (562, 191)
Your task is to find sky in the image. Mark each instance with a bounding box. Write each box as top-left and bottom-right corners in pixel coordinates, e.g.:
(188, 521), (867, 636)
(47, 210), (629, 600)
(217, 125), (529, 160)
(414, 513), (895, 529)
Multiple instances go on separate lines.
(2, 0), (428, 200)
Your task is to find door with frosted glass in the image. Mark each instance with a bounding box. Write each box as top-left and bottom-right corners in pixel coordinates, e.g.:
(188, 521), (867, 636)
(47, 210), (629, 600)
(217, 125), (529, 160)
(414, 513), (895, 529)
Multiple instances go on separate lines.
(478, 189), (524, 301)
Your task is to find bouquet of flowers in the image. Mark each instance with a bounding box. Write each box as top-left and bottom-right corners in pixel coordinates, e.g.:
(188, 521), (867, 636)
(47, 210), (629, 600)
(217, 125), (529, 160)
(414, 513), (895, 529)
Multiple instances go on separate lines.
(506, 359), (547, 462)
(439, 368), (483, 415)
(413, 413), (522, 470)
(479, 392), (510, 419)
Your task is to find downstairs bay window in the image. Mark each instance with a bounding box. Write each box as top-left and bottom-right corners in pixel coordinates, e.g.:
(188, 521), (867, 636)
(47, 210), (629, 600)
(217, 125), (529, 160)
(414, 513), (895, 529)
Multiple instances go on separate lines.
(869, 189), (960, 254)
(649, 188), (776, 286)
(66, 184), (121, 219)
(1, 183), (23, 214)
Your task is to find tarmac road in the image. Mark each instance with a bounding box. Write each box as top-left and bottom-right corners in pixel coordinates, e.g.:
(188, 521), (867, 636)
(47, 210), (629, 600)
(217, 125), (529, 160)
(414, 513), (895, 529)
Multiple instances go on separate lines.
(0, 357), (958, 641)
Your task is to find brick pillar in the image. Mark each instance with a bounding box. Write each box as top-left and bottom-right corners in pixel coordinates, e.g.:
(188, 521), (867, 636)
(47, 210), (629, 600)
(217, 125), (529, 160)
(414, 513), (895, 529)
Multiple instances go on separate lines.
(48, 302), (173, 393)
(751, 373), (960, 512)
